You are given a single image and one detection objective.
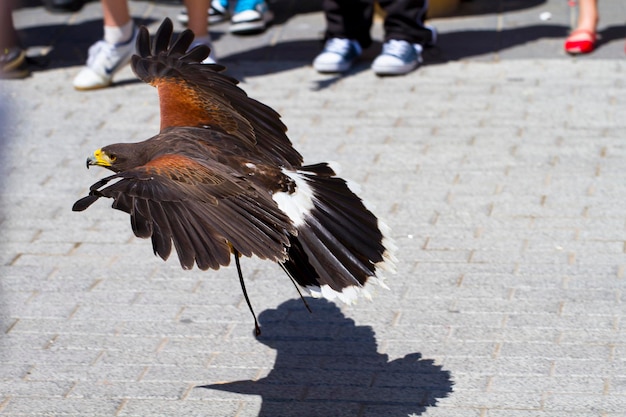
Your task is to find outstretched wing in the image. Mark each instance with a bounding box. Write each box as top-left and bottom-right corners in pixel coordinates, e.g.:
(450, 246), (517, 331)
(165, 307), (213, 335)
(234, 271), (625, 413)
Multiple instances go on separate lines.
(73, 150), (295, 271)
(130, 18), (302, 168)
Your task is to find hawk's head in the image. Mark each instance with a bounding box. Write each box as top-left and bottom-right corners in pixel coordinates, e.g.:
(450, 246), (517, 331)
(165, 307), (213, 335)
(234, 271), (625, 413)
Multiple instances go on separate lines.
(86, 143), (146, 173)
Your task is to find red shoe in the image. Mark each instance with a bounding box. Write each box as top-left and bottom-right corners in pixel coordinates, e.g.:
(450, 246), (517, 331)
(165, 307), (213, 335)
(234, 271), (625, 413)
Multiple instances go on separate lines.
(564, 29), (596, 55)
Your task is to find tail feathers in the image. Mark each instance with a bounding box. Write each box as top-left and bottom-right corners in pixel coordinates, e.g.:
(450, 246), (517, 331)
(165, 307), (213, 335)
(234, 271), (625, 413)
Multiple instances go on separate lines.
(276, 163), (396, 304)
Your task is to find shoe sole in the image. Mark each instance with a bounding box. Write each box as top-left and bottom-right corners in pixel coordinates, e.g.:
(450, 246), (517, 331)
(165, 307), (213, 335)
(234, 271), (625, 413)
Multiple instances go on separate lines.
(564, 44), (594, 55)
(230, 12), (273, 34)
(2, 50), (26, 71)
(73, 81), (113, 91)
(372, 60), (419, 76)
(0, 50), (30, 79)
(0, 66), (29, 79)
(313, 61), (354, 73)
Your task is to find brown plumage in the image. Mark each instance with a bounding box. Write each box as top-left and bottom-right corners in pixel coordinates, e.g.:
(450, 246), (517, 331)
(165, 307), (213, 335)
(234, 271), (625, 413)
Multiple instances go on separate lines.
(73, 18), (395, 333)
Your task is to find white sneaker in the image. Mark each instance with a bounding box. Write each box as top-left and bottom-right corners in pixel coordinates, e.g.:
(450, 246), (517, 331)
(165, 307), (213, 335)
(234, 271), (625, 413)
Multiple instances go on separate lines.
(313, 38), (362, 73)
(73, 26), (138, 90)
(371, 39), (423, 76)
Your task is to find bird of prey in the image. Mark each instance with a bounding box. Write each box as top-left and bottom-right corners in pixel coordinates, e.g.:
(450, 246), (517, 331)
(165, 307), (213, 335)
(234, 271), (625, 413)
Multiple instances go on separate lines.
(72, 18), (395, 335)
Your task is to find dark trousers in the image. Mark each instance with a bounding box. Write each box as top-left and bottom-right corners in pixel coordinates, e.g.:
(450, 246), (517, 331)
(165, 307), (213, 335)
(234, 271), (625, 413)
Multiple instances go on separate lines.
(323, 0), (432, 48)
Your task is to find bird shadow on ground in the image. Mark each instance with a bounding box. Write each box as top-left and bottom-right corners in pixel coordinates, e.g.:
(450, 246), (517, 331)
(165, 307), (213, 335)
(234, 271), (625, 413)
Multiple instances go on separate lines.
(199, 298), (453, 417)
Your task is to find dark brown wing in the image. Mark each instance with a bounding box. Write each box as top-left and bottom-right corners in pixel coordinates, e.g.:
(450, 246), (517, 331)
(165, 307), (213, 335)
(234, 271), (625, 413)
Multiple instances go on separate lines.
(130, 18), (302, 168)
(73, 151), (295, 271)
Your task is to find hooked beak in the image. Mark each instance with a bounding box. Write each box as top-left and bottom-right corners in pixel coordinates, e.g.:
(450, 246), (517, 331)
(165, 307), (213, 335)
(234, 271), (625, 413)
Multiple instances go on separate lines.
(86, 149), (112, 169)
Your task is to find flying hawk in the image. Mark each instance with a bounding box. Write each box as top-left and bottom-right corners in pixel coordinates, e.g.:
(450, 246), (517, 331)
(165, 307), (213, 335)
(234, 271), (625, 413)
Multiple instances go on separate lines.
(73, 18), (396, 334)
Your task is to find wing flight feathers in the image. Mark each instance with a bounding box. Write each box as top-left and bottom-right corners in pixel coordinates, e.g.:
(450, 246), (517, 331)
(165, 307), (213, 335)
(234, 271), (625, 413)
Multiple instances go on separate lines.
(73, 153), (294, 270)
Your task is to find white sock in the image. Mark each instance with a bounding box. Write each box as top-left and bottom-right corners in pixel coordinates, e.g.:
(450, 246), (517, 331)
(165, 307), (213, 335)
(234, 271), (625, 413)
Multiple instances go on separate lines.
(104, 20), (134, 45)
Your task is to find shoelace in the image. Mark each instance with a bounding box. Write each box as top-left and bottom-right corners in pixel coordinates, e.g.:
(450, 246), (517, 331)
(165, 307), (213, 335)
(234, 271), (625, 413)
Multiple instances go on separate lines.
(382, 40), (414, 59)
(86, 41), (115, 68)
(324, 38), (356, 55)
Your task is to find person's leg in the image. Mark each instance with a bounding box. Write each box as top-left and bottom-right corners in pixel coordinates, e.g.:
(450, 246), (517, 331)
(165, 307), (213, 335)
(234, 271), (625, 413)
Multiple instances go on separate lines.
(184, 0), (216, 62)
(102, 0), (131, 27)
(185, 0), (210, 38)
(564, 0), (598, 54)
(102, 0), (133, 45)
(73, 0), (137, 90)
(313, 0), (373, 73)
(378, 0), (433, 45)
(323, 0), (374, 48)
(0, 0), (29, 79)
(372, 0), (434, 75)
(574, 0), (599, 34)
(0, 0), (20, 49)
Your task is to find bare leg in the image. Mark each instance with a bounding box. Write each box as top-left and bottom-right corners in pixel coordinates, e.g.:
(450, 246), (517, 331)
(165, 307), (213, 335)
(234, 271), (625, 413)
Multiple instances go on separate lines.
(0, 0), (19, 49)
(102, 0), (131, 27)
(184, 0), (215, 61)
(0, 0), (29, 79)
(73, 0), (135, 89)
(564, 0), (598, 54)
(571, 0), (598, 38)
(184, 0), (210, 38)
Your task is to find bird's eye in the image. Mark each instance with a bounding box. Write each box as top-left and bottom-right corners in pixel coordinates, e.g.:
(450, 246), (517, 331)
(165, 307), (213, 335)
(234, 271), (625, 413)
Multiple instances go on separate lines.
(109, 154), (117, 163)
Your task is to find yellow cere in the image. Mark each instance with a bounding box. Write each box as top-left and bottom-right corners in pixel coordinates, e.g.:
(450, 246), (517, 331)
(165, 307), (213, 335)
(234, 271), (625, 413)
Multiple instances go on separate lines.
(93, 149), (112, 166)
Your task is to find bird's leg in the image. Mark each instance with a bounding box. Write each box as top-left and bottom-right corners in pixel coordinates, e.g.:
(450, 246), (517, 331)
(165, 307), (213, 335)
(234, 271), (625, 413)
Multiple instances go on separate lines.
(279, 264), (313, 314)
(233, 249), (261, 336)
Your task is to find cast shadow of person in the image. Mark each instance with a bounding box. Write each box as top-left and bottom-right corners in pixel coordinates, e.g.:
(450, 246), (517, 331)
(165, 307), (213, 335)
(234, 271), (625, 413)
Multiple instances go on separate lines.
(199, 298), (453, 417)
(14, 17), (157, 72)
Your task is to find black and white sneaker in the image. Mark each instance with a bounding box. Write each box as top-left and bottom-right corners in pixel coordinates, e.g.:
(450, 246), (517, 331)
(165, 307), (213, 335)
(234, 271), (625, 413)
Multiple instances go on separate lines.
(229, 0), (273, 34)
(177, 0), (230, 25)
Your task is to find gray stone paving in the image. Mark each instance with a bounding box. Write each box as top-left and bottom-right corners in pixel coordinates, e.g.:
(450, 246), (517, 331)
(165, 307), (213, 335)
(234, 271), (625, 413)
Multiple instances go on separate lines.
(1, 0), (626, 416)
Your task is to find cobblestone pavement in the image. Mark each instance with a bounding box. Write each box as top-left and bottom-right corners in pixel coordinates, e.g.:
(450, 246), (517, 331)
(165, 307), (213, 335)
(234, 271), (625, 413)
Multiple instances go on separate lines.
(1, 0), (625, 416)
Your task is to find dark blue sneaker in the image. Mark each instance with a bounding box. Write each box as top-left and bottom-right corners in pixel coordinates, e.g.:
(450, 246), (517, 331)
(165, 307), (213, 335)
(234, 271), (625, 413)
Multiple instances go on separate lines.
(313, 38), (362, 73)
(371, 39), (423, 76)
